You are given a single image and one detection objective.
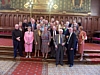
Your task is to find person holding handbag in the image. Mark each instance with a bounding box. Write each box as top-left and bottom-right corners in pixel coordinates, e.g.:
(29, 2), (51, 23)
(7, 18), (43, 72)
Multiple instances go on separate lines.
(34, 24), (42, 57)
(78, 26), (87, 61)
(41, 26), (51, 58)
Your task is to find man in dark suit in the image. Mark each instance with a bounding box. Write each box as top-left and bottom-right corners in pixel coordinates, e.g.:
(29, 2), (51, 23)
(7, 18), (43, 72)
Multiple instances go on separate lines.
(28, 18), (37, 31)
(64, 21), (70, 35)
(64, 22), (70, 56)
(64, 21), (70, 44)
(65, 27), (76, 67)
(22, 18), (28, 33)
(54, 29), (65, 66)
(12, 24), (23, 58)
(50, 26), (59, 58)
(40, 16), (44, 22)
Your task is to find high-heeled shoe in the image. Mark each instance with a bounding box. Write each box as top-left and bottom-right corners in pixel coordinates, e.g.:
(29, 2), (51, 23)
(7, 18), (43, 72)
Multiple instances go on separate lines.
(80, 58), (83, 61)
(45, 56), (47, 59)
(34, 55), (36, 57)
(29, 56), (31, 58)
(42, 56), (44, 58)
(38, 55), (39, 57)
(26, 56), (28, 58)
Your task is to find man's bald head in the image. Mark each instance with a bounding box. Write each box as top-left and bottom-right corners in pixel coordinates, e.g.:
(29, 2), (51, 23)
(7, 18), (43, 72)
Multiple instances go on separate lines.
(15, 24), (19, 30)
(59, 29), (63, 34)
(53, 26), (56, 31)
(31, 18), (35, 24)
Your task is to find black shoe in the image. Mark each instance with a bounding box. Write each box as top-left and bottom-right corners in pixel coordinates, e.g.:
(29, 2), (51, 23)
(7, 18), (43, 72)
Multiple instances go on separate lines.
(60, 64), (63, 66)
(69, 64), (73, 67)
(50, 57), (53, 59)
(14, 57), (16, 59)
(66, 62), (69, 65)
(20, 55), (24, 57)
(60, 63), (63, 66)
(56, 64), (58, 67)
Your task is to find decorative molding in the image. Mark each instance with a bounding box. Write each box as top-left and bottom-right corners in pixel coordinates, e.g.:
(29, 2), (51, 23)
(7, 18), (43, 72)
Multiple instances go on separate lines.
(0, 10), (89, 16)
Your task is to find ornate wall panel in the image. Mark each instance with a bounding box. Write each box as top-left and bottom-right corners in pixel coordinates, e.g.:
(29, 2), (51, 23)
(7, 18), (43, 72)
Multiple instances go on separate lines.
(0, 12), (100, 38)
(0, 0), (91, 13)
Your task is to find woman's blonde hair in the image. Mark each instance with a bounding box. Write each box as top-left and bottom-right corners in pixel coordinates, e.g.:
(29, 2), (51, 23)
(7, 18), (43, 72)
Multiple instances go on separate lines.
(79, 26), (83, 30)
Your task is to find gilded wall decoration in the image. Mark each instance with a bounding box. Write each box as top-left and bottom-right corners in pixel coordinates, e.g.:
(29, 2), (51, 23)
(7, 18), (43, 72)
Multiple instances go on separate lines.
(0, 0), (91, 13)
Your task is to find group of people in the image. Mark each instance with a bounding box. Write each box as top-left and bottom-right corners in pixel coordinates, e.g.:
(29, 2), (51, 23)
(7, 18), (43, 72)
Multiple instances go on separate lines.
(12, 17), (86, 67)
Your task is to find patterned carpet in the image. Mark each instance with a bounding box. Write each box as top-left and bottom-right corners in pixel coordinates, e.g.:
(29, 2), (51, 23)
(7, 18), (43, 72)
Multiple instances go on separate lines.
(12, 62), (43, 75)
(0, 61), (100, 75)
(48, 63), (100, 75)
(0, 61), (16, 75)
(5, 61), (45, 75)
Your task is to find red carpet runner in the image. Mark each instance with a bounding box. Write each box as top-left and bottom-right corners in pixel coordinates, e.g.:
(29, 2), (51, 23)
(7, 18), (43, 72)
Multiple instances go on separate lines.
(0, 38), (100, 50)
(0, 38), (12, 46)
(20, 57), (42, 61)
(12, 61), (43, 75)
(84, 43), (100, 50)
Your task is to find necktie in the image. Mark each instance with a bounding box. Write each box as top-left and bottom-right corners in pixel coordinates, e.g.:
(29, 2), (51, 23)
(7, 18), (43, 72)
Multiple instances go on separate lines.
(59, 35), (62, 44)
(32, 24), (34, 28)
(67, 33), (72, 44)
(32, 24), (34, 31)
(55, 31), (56, 36)
(38, 30), (41, 36)
(60, 35), (62, 44)
(53, 31), (55, 37)
(59, 35), (60, 44)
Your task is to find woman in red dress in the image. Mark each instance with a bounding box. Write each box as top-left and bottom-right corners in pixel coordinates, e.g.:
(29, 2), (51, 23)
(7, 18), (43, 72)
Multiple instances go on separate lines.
(78, 26), (86, 61)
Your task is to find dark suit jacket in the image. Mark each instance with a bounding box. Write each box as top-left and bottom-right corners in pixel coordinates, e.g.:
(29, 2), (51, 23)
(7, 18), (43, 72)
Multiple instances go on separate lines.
(28, 22), (37, 30)
(64, 29), (70, 46)
(22, 23), (28, 32)
(49, 28), (59, 46)
(64, 29), (70, 36)
(66, 33), (76, 50)
(69, 23), (72, 27)
(50, 29), (59, 37)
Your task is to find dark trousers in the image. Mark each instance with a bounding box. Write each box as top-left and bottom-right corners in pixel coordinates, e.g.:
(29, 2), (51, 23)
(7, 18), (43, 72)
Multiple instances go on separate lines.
(50, 45), (56, 58)
(32, 40), (35, 52)
(56, 44), (64, 65)
(13, 40), (23, 58)
(67, 49), (74, 65)
(74, 40), (78, 55)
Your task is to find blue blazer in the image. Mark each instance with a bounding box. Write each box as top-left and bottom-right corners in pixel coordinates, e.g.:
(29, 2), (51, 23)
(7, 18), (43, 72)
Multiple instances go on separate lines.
(64, 29), (70, 36)
(28, 22), (37, 30)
